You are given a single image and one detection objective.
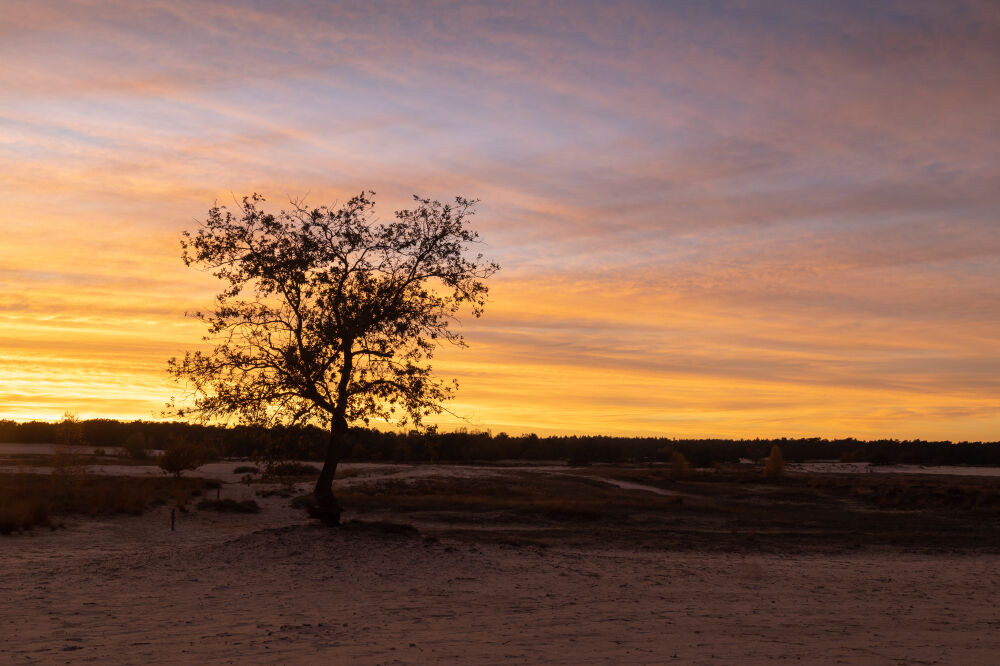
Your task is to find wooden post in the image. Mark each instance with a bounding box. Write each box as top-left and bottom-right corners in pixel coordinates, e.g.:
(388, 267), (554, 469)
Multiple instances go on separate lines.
(171, 508), (175, 531)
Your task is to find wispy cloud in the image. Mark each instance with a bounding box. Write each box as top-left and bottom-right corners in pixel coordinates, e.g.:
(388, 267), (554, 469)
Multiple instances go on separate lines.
(1, 0), (997, 437)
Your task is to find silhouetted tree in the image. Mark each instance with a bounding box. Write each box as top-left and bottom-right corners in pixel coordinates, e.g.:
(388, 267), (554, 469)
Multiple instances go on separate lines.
(168, 192), (498, 523)
(158, 440), (205, 478)
(56, 411), (83, 446)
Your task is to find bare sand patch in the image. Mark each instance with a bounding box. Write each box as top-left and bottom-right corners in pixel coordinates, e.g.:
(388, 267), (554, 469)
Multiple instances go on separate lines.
(3, 520), (999, 664)
(3, 464), (999, 664)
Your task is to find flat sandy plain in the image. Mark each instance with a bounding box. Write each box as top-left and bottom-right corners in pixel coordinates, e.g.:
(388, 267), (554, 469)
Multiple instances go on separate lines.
(2, 458), (999, 664)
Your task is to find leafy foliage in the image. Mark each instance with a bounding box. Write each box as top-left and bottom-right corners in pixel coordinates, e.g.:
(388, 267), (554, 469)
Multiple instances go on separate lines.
(166, 191), (498, 521)
(168, 192), (498, 431)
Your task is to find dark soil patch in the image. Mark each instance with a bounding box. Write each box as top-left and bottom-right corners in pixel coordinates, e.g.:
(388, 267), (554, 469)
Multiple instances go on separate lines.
(340, 519), (420, 538)
(196, 498), (261, 513)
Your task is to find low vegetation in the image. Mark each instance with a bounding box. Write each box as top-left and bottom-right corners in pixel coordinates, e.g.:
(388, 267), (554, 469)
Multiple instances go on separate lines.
(337, 473), (685, 519)
(158, 440), (211, 477)
(0, 473), (215, 535)
(261, 461), (320, 478)
(317, 465), (1000, 552)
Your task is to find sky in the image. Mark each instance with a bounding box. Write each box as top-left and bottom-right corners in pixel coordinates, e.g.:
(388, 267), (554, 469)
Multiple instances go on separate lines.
(1, 0), (998, 439)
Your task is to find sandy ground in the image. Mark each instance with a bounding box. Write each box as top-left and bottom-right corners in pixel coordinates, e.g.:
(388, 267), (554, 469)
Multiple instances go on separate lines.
(3, 474), (1000, 666)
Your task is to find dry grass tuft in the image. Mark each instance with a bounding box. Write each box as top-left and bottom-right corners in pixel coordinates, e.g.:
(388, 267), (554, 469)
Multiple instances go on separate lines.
(0, 497), (51, 534)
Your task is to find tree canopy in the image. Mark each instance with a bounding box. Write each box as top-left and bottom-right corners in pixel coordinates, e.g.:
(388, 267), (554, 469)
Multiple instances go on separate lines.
(168, 191), (498, 522)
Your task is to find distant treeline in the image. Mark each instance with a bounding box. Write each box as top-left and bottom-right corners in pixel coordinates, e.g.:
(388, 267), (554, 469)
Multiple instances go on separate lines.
(2, 418), (999, 467)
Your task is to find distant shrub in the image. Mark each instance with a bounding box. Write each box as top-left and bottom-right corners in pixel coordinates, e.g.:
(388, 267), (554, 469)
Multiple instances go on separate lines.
(122, 432), (149, 460)
(763, 445), (785, 478)
(262, 461), (320, 477)
(56, 412), (84, 446)
(158, 440), (207, 478)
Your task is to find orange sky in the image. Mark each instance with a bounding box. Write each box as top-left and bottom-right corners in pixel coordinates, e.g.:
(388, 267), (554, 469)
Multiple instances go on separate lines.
(1, 1), (998, 439)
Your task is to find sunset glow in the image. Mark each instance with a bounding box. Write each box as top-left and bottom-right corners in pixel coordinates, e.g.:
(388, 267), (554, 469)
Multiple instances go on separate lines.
(2, 1), (998, 438)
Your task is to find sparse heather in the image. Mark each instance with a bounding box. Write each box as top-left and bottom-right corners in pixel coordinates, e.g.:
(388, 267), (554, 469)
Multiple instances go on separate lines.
(0, 473), (217, 535)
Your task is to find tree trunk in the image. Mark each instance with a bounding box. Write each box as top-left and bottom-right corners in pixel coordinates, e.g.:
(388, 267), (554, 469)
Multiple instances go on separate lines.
(312, 417), (347, 525)
(312, 341), (353, 525)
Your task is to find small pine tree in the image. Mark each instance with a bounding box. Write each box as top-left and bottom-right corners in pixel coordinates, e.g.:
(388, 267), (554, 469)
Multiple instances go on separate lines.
(763, 445), (785, 478)
(670, 450), (689, 478)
